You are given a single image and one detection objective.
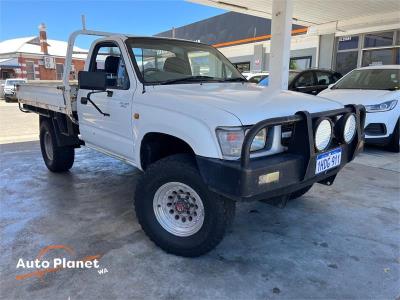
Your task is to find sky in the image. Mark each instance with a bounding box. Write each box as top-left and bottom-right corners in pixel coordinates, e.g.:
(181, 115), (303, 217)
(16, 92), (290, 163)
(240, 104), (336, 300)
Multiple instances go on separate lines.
(0, 0), (225, 48)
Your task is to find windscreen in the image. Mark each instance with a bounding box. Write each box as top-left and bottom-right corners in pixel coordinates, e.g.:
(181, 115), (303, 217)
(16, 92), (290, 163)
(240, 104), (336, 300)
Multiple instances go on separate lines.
(333, 68), (399, 90)
(288, 71), (300, 84)
(6, 80), (25, 86)
(126, 38), (244, 85)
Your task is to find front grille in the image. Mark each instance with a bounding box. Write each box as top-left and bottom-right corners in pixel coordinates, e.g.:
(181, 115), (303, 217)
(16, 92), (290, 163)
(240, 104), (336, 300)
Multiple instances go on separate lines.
(365, 123), (386, 136)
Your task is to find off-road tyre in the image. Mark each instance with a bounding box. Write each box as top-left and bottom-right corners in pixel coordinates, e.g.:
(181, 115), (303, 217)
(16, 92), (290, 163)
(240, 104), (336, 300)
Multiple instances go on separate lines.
(40, 119), (74, 172)
(134, 154), (234, 257)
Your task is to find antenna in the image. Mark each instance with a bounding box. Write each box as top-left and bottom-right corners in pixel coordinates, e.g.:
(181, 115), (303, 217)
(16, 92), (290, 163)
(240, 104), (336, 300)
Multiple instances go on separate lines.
(81, 15), (86, 30)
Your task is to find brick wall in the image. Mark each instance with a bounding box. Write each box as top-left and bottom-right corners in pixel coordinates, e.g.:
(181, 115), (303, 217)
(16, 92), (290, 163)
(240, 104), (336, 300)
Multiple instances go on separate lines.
(18, 56), (85, 80)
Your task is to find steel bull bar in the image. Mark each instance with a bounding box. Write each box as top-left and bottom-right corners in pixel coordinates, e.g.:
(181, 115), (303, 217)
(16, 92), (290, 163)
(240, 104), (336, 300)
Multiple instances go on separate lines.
(197, 104), (366, 202)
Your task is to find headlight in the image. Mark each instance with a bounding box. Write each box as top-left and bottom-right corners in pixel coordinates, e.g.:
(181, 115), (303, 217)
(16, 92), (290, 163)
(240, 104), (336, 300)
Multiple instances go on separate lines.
(216, 127), (267, 158)
(247, 128), (267, 152)
(365, 100), (397, 113)
(314, 118), (333, 152)
(343, 114), (356, 143)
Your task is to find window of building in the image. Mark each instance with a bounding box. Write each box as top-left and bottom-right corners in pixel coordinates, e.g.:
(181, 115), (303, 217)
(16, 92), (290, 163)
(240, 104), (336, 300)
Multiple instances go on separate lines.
(91, 43), (129, 89)
(362, 48), (398, 67)
(335, 35), (359, 75)
(290, 56), (312, 70)
(233, 62), (250, 73)
(337, 36), (359, 51)
(56, 63), (64, 80)
(364, 31), (394, 48)
(361, 30), (399, 67)
(336, 51), (358, 75)
(26, 61), (35, 80)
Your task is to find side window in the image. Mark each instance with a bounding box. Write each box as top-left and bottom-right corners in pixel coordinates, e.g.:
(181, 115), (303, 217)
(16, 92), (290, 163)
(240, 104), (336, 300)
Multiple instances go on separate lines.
(316, 72), (331, 85)
(90, 43), (129, 89)
(133, 48), (177, 76)
(294, 72), (315, 87)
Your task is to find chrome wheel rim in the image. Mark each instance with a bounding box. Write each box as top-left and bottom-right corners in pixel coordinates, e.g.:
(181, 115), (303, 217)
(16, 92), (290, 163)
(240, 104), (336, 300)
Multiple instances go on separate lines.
(153, 182), (205, 237)
(44, 131), (53, 160)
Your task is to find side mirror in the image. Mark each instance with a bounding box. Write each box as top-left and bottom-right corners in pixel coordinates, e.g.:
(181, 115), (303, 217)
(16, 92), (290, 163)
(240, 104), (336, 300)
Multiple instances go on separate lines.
(78, 71), (107, 90)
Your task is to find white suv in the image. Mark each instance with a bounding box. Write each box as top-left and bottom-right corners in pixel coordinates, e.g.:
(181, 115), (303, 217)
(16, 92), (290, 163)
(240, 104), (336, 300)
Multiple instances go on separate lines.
(320, 65), (399, 152)
(3, 78), (26, 102)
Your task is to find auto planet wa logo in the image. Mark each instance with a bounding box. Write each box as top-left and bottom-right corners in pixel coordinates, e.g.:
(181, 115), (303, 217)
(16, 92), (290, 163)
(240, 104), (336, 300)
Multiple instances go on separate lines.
(15, 245), (107, 281)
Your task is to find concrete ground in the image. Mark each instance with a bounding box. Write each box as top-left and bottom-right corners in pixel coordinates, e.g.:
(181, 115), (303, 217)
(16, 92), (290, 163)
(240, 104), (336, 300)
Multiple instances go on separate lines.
(0, 102), (399, 299)
(0, 101), (38, 144)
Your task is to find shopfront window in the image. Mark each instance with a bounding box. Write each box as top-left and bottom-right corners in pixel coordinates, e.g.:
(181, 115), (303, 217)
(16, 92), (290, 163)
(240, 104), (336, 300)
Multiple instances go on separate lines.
(362, 48), (398, 67)
(336, 51), (358, 75)
(335, 35), (359, 75)
(364, 31), (394, 48)
(337, 36), (359, 50)
(335, 30), (399, 75)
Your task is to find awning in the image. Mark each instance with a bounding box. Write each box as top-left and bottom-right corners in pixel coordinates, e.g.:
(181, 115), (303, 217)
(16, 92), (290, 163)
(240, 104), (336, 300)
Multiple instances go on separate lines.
(0, 58), (20, 68)
(188, 0), (400, 35)
(187, 0), (400, 91)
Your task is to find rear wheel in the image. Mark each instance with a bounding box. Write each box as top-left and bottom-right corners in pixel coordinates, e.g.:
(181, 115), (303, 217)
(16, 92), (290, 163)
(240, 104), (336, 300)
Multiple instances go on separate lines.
(134, 154), (234, 257)
(387, 119), (399, 153)
(40, 119), (74, 172)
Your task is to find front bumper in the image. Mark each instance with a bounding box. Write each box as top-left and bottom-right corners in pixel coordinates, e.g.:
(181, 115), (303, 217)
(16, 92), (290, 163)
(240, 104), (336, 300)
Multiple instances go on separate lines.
(197, 105), (365, 202)
(364, 110), (399, 143)
(4, 91), (16, 99)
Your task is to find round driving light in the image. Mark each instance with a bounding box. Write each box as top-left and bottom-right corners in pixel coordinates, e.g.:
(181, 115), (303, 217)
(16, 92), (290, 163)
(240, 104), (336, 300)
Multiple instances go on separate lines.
(343, 114), (356, 143)
(314, 118), (333, 151)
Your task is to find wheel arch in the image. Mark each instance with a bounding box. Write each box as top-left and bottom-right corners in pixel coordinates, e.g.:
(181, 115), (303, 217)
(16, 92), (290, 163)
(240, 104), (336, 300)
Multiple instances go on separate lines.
(139, 132), (196, 170)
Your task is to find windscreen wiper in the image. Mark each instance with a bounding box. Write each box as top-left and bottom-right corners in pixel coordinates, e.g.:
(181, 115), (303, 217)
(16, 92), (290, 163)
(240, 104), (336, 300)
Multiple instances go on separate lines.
(160, 76), (217, 85)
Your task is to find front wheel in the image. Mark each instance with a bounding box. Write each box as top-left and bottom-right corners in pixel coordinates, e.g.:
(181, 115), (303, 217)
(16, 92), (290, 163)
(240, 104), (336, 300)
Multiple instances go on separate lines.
(40, 119), (75, 172)
(134, 154), (235, 257)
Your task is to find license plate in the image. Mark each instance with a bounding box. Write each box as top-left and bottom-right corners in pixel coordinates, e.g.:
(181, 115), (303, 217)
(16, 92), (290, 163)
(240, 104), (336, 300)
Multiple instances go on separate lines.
(315, 148), (342, 174)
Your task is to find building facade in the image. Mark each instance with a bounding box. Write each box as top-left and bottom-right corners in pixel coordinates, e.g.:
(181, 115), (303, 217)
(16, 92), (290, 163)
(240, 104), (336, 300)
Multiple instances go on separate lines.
(157, 12), (399, 75)
(0, 24), (86, 80)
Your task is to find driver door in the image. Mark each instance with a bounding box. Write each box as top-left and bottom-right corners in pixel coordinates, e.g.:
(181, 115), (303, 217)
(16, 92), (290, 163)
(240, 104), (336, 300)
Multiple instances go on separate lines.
(77, 41), (136, 161)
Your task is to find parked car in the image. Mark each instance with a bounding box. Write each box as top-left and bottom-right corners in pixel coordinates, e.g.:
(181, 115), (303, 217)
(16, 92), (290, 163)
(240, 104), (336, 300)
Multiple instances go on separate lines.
(319, 65), (400, 152)
(242, 72), (269, 83)
(259, 69), (342, 95)
(17, 29), (365, 257)
(3, 78), (27, 102)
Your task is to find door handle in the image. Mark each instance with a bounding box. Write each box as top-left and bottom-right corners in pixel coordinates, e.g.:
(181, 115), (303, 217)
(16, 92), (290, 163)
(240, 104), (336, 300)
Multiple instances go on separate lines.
(81, 97), (88, 105)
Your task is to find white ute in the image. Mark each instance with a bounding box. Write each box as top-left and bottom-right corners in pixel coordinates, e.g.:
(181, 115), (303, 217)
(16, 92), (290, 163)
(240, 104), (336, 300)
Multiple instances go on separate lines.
(17, 30), (365, 257)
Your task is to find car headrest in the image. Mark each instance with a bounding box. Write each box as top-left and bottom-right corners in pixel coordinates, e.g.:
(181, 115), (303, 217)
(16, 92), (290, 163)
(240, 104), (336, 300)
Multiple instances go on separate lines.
(104, 56), (120, 74)
(163, 57), (191, 75)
